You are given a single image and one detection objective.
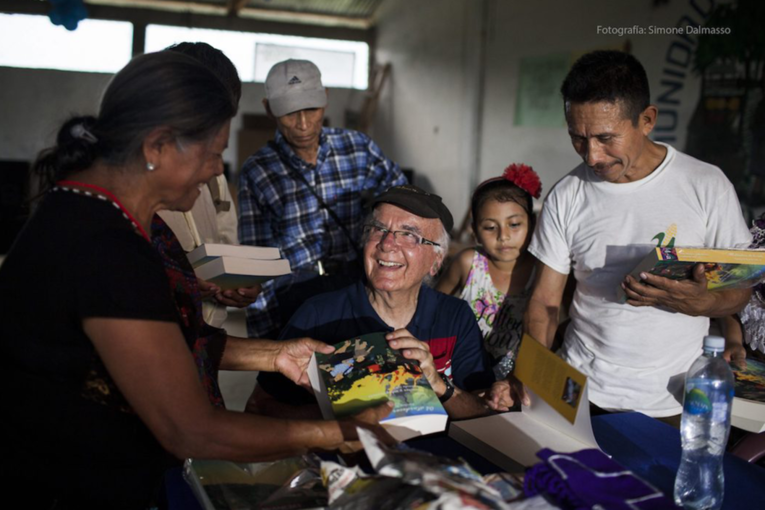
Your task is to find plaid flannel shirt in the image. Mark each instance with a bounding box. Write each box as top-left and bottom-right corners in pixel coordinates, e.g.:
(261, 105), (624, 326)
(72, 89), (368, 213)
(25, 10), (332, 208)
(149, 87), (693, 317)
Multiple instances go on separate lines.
(238, 127), (406, 338)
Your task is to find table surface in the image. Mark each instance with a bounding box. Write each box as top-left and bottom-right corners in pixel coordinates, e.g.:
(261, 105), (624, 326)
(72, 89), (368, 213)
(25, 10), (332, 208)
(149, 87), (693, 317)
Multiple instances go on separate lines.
(167, 412), (765, 509)
(591, 412), (765, 509)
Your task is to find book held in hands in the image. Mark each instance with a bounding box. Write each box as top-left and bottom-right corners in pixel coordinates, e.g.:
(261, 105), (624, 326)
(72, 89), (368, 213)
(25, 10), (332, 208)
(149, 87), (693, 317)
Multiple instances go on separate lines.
(308, 332), (448, 442)
(194, 257), (291, 291)
(187, 243), (282, 268)
(618, 246), (765, 301)
(449, 334), (600, 470)
(188, 243), (290, 291)
(731, 357), (765, 433)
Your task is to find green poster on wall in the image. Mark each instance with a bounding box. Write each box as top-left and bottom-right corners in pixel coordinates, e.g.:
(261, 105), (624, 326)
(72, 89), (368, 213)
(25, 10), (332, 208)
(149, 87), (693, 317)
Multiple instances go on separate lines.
(514, 53), (571, 128)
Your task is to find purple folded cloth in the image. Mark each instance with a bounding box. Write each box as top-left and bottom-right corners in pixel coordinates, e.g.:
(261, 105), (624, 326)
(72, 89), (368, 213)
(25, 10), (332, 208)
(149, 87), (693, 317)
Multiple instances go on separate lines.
(524, 448), (676, 510)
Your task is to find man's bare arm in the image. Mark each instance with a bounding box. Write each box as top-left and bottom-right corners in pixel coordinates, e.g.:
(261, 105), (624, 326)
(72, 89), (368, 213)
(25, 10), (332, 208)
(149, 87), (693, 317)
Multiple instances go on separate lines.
(524, 262), (569, 348)
(720, 315), (747, 369)
(441, 388), (489, 419)
(84, 318), (389, 461)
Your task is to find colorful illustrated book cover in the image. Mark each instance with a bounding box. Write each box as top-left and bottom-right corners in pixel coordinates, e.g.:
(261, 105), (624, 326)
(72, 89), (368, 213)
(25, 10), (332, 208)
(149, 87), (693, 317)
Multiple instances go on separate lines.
(732, 358), (765, 403)
(308, 332), (447, 441)
(730, 358), (765, 433)
(618, 247), (765, 301)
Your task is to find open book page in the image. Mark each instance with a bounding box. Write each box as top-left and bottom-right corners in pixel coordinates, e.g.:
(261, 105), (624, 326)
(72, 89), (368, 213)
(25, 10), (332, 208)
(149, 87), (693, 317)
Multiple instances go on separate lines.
(514, 334), (586, 424)
(515, 334), (598, 447)
(450, 335), (599, 468)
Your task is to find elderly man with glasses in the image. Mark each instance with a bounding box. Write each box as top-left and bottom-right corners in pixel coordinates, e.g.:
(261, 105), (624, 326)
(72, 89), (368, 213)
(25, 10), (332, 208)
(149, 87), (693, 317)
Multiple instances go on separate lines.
(247, 185), (494, 420)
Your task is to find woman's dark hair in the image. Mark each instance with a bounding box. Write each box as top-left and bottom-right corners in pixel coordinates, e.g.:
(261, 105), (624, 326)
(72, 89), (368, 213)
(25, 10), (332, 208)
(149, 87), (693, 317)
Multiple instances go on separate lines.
(33, 50), (238, 191)
(471, 180), (532, 231)
(560, 50), (650, 125)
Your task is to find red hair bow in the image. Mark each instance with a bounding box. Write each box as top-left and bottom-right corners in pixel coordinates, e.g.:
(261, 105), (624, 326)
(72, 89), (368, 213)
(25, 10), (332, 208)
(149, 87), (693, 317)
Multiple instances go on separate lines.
(502, 163), (542, 199)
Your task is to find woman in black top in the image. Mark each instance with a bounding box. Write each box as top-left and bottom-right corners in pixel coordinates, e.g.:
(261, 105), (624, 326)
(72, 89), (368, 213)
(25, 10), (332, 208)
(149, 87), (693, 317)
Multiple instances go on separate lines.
(0, 50), (390, 509)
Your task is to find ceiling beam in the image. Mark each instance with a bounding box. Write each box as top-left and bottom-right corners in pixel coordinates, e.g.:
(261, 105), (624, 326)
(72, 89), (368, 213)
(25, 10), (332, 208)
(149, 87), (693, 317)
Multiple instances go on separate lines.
(0, 0), (374, 43)
(227, 0), (248, 17)
(239, 6), (373, 29)
(82, 0), (374, 29)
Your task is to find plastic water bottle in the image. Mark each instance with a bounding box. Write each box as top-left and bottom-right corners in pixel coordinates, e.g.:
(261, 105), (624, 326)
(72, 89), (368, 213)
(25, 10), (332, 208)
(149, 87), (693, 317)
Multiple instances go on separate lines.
(673, 335), (734, 510)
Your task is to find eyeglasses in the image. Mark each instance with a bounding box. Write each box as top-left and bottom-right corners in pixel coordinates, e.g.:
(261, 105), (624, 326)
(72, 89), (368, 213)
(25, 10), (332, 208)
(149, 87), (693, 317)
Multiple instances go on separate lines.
(363, 224), (440, 248)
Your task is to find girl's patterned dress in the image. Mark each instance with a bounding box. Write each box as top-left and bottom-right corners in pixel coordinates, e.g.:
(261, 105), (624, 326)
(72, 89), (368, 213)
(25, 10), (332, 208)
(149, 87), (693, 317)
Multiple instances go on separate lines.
(459, 249), (535, 379)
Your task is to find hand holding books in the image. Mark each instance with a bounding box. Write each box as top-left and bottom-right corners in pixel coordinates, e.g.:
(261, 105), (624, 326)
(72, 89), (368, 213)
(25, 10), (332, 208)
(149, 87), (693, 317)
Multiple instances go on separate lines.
(271, 338), (336, 388)
(188, 243), (291, 292)
(308, 332), (449, 442)
(621, 261), (714, 315)
(198, 278), (261, 308)
(619, 246), (765, 315)
(386, 328), (446, 398)
(486, 375), (529, 412)
(336, 402), (397, 455)
(722, 329), (748, 371)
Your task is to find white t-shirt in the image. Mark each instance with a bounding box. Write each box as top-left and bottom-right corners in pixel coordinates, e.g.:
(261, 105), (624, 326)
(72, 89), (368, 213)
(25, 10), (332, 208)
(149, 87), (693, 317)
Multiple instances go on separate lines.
(528, 143), (751, 417)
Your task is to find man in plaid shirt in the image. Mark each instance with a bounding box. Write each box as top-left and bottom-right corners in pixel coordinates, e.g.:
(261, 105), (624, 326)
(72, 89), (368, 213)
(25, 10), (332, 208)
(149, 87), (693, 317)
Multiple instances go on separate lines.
(238, 59), (406, 338)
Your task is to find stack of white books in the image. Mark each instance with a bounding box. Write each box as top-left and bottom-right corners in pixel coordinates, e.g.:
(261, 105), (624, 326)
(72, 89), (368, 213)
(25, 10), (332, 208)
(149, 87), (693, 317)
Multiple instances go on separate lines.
(188, 243), (291, 290)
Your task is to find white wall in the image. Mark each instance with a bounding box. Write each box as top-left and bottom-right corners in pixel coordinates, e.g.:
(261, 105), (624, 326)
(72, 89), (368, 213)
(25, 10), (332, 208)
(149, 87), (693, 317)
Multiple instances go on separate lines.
(0, 68), (111, 161)
(0, 66), (355, 177)
(373, 0), (715, 219)
(372, 0), (484, 224)
(0, 0), (725, 216)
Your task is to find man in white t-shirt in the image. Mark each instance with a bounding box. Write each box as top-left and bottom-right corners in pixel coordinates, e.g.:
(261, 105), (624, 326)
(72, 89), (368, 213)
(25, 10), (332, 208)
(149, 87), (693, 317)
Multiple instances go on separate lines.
(522, 51), (752, 422)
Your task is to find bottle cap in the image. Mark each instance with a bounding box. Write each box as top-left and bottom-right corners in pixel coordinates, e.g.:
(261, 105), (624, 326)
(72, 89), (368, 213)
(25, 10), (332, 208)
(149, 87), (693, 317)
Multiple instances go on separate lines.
(703, 335), (725, 352)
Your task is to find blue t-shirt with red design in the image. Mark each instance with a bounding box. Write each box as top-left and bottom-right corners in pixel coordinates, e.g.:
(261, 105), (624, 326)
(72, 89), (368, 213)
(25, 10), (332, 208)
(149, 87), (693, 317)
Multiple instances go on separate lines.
(257, 280), (492, 404)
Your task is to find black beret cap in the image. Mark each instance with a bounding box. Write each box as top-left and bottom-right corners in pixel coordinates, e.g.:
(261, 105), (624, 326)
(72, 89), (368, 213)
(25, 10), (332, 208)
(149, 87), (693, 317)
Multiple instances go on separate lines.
(371, 184), (454, 233)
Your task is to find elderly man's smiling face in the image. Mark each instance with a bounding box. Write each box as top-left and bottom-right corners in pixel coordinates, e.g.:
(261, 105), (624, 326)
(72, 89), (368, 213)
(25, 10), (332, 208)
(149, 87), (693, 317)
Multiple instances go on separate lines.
(364, 203), (444, 295)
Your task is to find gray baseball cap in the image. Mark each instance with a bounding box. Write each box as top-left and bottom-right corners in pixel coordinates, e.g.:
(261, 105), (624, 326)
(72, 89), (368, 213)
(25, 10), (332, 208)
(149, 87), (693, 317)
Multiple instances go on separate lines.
(265, 59), (327, 117)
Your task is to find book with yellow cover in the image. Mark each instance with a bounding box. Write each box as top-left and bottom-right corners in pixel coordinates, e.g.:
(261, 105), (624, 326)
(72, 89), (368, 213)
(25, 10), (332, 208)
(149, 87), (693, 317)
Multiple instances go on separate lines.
(449, 334), (600, 470)
(308, 332), (447, 442)
(618, 247), (765, 301)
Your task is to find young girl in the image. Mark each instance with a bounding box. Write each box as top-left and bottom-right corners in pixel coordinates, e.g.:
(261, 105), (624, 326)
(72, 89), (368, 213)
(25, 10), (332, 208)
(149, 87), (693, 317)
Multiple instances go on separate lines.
(437, 163), (542, 379)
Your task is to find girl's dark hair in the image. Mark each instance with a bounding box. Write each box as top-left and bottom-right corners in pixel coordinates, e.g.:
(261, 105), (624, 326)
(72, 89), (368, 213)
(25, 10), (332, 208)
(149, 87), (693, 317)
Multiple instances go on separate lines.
(33, 50), (238, 192)
(471, 180), (532, 230)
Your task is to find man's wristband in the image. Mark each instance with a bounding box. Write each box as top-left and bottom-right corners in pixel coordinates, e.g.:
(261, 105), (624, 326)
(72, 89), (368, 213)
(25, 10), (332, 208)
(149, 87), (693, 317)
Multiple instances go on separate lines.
(438, 372), (455, 403)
